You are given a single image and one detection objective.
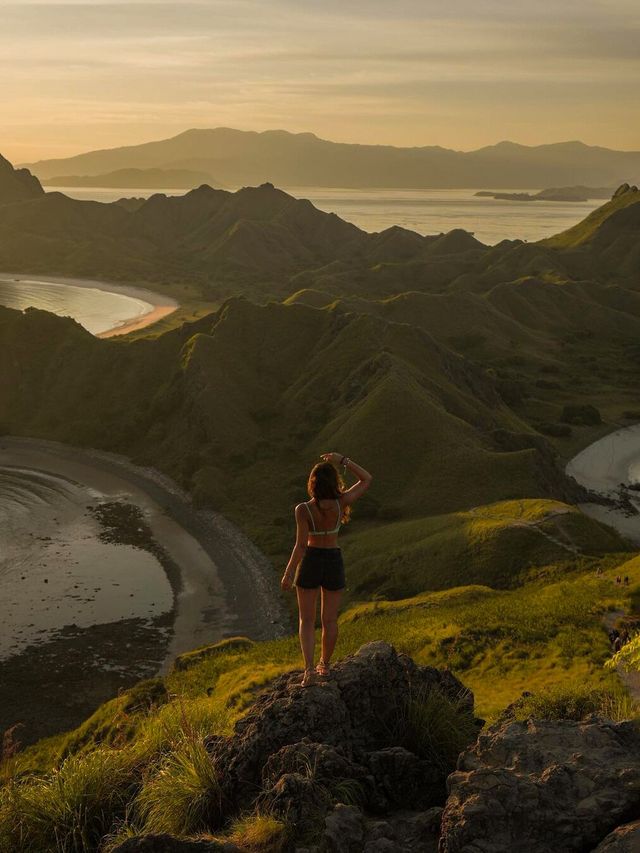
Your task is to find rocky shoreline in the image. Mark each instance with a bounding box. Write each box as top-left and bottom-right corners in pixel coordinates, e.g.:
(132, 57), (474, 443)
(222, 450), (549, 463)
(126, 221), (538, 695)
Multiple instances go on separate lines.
(0, 437), (290, 746)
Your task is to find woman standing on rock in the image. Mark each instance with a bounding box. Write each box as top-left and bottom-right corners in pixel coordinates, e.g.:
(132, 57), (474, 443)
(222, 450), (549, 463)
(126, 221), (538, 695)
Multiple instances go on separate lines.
(281, 452), (372, 687)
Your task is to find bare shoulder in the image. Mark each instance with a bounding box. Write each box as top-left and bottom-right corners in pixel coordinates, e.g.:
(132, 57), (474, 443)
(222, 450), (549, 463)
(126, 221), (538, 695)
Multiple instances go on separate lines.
(294, 502), (310, 518)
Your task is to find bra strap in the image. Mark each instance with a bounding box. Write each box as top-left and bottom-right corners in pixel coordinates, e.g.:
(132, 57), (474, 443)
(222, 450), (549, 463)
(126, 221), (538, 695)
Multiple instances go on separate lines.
(304, 502), (316, 532)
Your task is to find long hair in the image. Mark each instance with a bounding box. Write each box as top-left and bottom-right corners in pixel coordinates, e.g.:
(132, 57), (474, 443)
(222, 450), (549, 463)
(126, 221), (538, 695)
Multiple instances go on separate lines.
(307, 461), (351, 524)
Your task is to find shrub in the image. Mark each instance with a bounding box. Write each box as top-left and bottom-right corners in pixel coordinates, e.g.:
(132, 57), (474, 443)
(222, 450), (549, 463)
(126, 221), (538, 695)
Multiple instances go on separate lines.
(513, 684), (636, 722)
(536, 422), (572, 438)
(122, 679), (169, 715)
(560, 404), (601, 425)
(606, 635), (640, 675)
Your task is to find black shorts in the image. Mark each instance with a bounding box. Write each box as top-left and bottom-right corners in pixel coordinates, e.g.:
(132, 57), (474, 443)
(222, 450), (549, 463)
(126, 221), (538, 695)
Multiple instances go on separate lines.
(295, 547), (345, 591)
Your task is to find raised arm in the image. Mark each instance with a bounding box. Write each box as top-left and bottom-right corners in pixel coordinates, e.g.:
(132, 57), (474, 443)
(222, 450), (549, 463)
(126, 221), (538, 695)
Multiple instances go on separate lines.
(281, 503), (309, 591)
(321, 452), (372, 505)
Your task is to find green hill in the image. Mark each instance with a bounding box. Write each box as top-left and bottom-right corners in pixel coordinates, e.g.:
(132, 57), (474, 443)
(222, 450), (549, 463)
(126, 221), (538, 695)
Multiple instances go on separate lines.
(1, 297), (615, 579)
(542, 183), (640, 249)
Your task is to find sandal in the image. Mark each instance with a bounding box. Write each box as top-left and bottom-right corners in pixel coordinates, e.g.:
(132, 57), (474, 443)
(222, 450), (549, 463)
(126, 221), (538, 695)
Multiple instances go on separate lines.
(316, 659), (330, 678)
(301, 668), (318, 688)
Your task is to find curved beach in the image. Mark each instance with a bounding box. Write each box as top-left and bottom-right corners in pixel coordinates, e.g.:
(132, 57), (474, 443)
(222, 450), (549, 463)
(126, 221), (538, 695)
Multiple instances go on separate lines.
(0, 436), (289, 742)
(566, 424), (640, 544)
(0, 273), (178, 337)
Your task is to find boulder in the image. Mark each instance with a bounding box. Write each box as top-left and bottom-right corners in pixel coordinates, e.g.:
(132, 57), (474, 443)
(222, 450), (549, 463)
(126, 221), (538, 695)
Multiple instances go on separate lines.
(298, 805), (442, 853)
(366, 746), (443, 810)
(209, 641), (472, 815)
(322, 804), (365, 852)
(439, 716), (640, 853)
(592, 820), (640, 852)
(262, 739), (379, 809)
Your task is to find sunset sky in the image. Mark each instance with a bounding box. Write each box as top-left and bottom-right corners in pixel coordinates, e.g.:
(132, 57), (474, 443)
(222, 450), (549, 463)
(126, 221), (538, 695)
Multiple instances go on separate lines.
(2, 0), (639, 163)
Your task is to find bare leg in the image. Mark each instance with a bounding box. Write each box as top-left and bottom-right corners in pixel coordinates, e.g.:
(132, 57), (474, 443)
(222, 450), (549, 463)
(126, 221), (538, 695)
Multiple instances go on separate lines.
(320, 588), (342, 665)
(296, 586), (319, 671)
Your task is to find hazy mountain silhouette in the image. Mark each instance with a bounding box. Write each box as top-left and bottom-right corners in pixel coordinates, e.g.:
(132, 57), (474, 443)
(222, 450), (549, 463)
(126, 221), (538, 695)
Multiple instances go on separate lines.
(23, 129), (640, 189)
(41, 167), (221, 190)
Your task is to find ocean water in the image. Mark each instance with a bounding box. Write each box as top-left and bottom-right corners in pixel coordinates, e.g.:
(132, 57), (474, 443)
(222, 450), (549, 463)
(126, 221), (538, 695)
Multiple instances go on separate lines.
(0, 277), (153, 335)
(0, 464), (172, 659)
(49, 185), (604, 245)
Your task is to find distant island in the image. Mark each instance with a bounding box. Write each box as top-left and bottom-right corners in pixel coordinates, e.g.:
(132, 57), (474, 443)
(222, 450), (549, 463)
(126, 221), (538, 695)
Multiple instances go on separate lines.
(22, 128), (640, 190)
(42, 167), (220, 190)
(476, 185), (622, 202)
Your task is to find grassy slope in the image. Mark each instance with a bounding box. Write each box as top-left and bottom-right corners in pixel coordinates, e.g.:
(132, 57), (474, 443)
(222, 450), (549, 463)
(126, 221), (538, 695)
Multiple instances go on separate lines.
(12, 553), (639, 784)
(342, 499), (629, 599)
(3, 298), (614, 585)
(542, 187), (640, 249)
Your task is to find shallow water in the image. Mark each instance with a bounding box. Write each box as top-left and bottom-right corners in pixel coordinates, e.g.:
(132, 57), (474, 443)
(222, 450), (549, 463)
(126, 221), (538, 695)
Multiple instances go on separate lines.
(0, 464), (172, 659)
(0, 277), (153, 335)
(49, 185), (604, 245)
(566, 424), (640, 545)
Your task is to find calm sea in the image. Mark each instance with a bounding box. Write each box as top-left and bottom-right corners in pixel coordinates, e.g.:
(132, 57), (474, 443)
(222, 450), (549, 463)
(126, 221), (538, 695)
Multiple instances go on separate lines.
(49, 185), (604, 245)
(0, 277), (152, 335)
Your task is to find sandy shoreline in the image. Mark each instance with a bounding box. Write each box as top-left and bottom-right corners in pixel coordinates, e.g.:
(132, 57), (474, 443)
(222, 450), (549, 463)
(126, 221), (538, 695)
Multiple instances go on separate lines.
(566, 424), (640, 544)
(0, 436), (289, 742)
(0, 272), (179, 337)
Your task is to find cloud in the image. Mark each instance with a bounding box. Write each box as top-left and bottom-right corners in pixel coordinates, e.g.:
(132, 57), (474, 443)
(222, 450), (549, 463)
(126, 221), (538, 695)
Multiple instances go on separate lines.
(1, 0), (639, 160)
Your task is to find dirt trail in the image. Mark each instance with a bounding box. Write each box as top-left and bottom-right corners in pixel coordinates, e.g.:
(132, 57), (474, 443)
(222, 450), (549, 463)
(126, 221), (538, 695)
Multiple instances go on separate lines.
(468, 503), (581, 556)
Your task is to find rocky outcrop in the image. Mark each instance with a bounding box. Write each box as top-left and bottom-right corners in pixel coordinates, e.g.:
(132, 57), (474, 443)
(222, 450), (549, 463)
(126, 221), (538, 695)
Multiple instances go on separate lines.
(208, 642), (474, 819)
(592, 820), (640, 852)
(439, 715), (640, 853)
(0, 154), (44, 203)
(101, 644), (640, 853)
(114, 643), (475, 853)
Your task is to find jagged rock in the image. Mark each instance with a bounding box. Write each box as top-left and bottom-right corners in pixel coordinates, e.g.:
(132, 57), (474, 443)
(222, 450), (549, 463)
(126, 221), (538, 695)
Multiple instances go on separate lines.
(111, 835), (240, 852)
(260, 770), (332, 826)
(364, 808), (442, 852)
(592, 820), (640, 851)
(322, 804), (365, 852)
(366, 746), (443, 809)
(0, 154), (44, 203)
(439, 716), (640, 853)
(262, 739), (379, 809)
(304, 805), (442, 853)
(208, 641), (472, 815)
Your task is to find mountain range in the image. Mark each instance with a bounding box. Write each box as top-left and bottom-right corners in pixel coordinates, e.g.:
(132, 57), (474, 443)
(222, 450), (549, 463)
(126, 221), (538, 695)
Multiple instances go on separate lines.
(1, 155), (639, 305)
(1, 151), (639, 585)
(22, 128), (640, 189)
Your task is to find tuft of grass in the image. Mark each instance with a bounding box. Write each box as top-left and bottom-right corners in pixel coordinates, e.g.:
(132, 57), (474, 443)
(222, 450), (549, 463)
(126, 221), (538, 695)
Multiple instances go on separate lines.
(0, 747), (140, 853)
(395, 686), (478, 772)
(229, 812), (290, 852)
(512, 683), (637, 722)
(135, 730), (222, 837)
